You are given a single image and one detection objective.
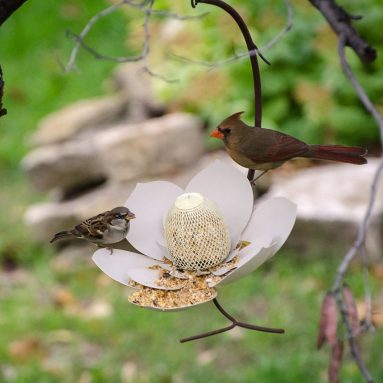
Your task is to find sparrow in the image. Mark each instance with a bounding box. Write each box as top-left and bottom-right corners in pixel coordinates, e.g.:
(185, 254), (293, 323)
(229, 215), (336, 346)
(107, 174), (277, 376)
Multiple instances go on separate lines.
(50, 207), (135, 250)
(210, 112), (367, 174)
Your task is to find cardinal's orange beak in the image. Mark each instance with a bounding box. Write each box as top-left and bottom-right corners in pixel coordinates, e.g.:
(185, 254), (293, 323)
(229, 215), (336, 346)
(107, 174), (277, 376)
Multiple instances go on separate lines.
(210, 129), (224, 140)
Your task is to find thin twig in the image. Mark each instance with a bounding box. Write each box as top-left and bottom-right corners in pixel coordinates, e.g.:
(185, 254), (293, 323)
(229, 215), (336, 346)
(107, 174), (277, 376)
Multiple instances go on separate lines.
(170, 0), (293, 70)
(0, 65), (6, 117)
(360, 246), (373, 331)
(260, 0), (293, 52)
(180, 298), (284, 343)
(64, 0), (207, 74)
(65, 0), (128, 72)
(330, 34), (383, 383)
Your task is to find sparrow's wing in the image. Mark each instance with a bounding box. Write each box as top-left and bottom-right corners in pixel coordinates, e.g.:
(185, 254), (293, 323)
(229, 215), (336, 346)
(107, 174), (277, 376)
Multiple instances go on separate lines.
(244, 128), (309, 162)
(74, 213), (108, 240)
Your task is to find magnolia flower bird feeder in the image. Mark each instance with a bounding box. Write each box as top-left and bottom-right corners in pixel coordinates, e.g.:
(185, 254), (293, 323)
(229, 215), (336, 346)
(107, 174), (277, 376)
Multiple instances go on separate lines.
(90, 0), (298, 341)
(93, 161), (297, 312)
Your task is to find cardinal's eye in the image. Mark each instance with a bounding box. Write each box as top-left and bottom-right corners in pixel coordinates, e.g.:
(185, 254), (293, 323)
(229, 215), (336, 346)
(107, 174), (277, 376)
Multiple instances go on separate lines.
(223, 128), (231, 134)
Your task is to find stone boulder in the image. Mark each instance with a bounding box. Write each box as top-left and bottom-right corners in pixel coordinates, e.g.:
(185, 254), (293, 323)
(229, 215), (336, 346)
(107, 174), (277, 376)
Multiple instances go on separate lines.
(96, 113), (204, 183)
(22, 113), (204, 194)
(265, 159), (383, 260)
(24, 151), (230, 243)
(22, 140), (104, 192)
(24, 181), (132, 242)
(32, 96), (128, 146)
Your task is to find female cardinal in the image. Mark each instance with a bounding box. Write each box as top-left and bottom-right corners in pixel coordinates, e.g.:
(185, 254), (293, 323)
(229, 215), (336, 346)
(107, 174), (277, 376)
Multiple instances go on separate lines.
(210, 112), (367, 170)
(50, 206), (135, 250)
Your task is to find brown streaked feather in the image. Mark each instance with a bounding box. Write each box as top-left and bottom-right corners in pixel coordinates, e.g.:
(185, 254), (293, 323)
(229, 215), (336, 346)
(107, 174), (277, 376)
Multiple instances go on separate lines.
(73, 212), (110, 240)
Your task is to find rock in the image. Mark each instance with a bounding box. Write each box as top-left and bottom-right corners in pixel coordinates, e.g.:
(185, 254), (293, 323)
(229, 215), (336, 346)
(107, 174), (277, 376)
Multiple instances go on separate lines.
(22, 140), (105, 192)
(32, 96), (128, 146)
(24, 181), (133, 242)
(24, 151), (229, 242)
(96, 113), (204, 183)
(23, 113), (203, 193)
(111, 63), (165, 121)
(266, 159), (383, 260)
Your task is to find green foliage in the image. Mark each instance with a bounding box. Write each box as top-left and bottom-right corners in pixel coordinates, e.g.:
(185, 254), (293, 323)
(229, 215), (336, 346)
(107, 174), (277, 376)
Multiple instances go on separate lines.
(154, 0), (383, 148)
(1, 251), (383, 382)
(1, 3), (383, 382)
(0, 0), (129, 171)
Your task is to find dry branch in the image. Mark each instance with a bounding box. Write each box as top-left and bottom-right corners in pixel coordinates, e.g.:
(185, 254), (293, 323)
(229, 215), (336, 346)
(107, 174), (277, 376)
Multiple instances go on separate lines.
(0, 0), (28, 26)
(64, 0), (206, 77)
(325, 34), (383, 383)
(0, 66), (6, 117)
(170, 0), (292, 70)
(308, 0), (377, 63)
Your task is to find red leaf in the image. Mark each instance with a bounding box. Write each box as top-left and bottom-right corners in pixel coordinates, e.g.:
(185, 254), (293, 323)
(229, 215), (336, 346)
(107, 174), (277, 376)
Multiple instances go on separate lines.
(342, 285), (360, 336)
(328, 340), (344, 383)
(317, 292), (338, 349)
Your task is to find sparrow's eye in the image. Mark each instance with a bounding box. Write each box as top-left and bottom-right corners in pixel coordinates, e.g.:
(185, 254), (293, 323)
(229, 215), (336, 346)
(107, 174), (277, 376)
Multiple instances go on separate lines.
(115, 213), (124, 219)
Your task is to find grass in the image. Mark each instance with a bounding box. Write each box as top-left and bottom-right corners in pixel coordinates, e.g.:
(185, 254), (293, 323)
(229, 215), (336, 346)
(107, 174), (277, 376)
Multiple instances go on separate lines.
(1, 251), (382, 382)
(0, 1), (382, 382)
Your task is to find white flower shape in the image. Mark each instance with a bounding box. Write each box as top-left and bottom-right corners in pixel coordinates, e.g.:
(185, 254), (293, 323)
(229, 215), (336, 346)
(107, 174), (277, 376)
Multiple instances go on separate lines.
(92, 160), (297, 311)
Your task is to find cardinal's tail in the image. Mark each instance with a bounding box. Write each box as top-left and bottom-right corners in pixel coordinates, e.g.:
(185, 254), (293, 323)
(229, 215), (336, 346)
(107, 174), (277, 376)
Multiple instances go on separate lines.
(306, 145), (368, 165)
(50, 230), (74, 243)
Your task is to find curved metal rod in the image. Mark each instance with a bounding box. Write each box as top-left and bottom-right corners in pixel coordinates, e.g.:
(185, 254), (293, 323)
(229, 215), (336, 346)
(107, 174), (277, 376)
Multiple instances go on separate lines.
(192, 0), (267, 182)
(180, 298), (285, 343)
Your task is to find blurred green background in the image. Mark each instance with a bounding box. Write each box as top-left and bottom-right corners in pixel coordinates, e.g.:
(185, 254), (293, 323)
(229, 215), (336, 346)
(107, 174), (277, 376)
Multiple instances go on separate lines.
(1, 0), (383, 382)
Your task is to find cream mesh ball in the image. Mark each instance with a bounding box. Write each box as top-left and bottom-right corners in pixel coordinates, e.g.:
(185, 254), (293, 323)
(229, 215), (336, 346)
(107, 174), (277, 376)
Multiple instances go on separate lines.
(164, 193), (231, 271)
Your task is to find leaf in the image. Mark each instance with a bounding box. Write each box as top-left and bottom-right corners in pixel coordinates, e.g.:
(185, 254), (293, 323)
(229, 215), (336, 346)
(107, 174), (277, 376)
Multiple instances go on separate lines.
(328, 340), (344, 383)
(317, 292), (338, 349)
(342, 285), (360, 336)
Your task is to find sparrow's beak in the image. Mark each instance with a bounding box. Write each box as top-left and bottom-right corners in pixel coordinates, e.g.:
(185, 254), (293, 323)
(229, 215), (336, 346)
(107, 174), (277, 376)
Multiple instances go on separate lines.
(126, 212), (136, 220)
(210, 128), (224, 140)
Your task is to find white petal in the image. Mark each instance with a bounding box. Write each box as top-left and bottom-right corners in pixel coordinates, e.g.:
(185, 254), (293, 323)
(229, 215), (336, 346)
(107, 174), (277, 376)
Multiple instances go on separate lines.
(92, 249), (163, 287)
(185, 160), (253, 241)
(215, 243), (277, 286)
(214, 197), (297, 285)
(241, 197), (297, 252)
(127, 268), (185, 290)
(126, 181), (183, 260)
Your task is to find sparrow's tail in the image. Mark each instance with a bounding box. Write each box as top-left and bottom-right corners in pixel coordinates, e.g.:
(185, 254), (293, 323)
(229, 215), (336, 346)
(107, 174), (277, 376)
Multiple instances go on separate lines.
(305, 145), (367, 165)
(50, 230), (74, 243)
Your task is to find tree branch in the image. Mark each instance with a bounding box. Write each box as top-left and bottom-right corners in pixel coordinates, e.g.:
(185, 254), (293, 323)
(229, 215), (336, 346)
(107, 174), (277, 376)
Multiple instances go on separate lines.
(0, 65), (6, 117)
(0, 0), (28, 26)
(308, 0), (377, 64)
(64, 0), (206, 77)
(0, 0), (29, 117)
(172, 0), (293, 68)
(328, 34), (383, 383)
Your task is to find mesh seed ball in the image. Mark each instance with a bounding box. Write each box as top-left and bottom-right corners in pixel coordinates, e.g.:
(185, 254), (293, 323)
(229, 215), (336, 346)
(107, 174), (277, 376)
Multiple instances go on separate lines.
(164, 193), (231, 271)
